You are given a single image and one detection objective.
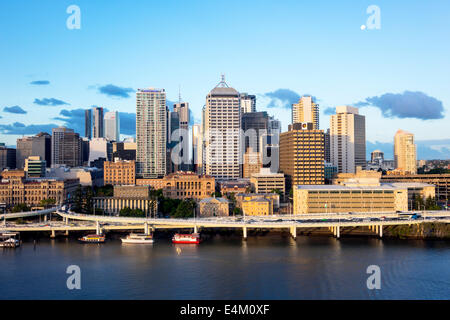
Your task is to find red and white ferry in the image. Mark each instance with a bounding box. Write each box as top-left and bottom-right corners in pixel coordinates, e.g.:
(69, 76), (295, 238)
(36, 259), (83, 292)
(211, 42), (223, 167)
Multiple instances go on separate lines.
(172, 233), (201, 244)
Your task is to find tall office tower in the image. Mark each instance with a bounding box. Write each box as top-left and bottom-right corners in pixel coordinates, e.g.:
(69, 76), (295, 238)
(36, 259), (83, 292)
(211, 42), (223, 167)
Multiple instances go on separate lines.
(104, 111), (120, 141)
(330, 106), (366, 173)
(192, 124), (203, 174)
(260, 116), (281, 172)
(280, 123), (325, 187)
(240, 93), (256, 113)
(136, 88), (167, 178)
(204, 76), (241, 180)
(92, 107), (104, 138)
(0, 145), (16, 170)
(167, 110), (180, 173)
(241, 111), (269, 154)
(173, 102), (190, 171)
(85, 109), (92, 139)
(16, 132), (52, 169)
(81, 137), (90, 166)
(51, 127), (82, 168)
(394, 129), (417, 174)
(324, 128), (331, 163)
(292, 95), (319, 129)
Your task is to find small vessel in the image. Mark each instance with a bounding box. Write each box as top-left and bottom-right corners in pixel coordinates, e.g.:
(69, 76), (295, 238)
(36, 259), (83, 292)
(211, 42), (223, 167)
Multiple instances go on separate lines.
(172, 233), (201, 244)
(121, 233), (154, 244)
(78, 234), (105, 243)
(0, 232), (21, 248)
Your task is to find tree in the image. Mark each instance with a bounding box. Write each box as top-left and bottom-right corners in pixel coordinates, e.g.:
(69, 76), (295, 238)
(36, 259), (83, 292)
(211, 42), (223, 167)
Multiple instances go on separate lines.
(119, 207), (145, 217)
(11, 203), (30, 213)
(40, 198), (56, 208)
(233, 207), (242, 216)
(271, 189), (282, 196)
(425, 196), (440, 210)
(173, 200), (195, 218)
(73, 185), (83, 213)
(211, 191), (222, 198)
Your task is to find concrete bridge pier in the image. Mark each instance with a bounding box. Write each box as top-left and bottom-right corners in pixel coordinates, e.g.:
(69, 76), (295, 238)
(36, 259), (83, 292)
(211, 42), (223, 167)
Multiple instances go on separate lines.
(290, 226), (297, 239)
(336, 226), (340, 238)
(194, 225), (198, 234)
(44, 215), (48, 222)
(243, 227), (247, 240)
(65, 229), (69, 236)
(144, 222), (149, 234)
(379, 225), (383, 238)
(50, 229), (55, 238)
(96, 221), (101, 235)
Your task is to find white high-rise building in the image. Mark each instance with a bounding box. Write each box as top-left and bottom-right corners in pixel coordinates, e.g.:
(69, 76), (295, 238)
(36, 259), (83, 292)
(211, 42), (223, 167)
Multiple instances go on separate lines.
(394, 129), (417, 174)
(88, 138), (112, 164)
(292, 95), (319, 129)
(240, 93), (256, 113)
(330, 106), (366, 173)
(204, 76), (241, 180)
(104, 111), (120, 141)
(136, 88), (167, 178)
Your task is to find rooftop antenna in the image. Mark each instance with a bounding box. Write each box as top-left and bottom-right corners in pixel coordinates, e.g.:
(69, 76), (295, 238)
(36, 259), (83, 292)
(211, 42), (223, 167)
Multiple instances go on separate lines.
(217, 74), (229, 88)
(178, 84), (182, 103)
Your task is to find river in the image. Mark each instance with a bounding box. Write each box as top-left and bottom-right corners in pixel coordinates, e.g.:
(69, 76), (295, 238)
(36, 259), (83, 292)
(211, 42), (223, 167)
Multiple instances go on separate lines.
(1, 234), (449, 299)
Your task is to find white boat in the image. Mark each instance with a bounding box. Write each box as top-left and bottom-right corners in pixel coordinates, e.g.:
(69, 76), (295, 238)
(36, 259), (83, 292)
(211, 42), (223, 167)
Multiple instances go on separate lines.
(121, 233), (154, 244)
(0, 232), (21, 248)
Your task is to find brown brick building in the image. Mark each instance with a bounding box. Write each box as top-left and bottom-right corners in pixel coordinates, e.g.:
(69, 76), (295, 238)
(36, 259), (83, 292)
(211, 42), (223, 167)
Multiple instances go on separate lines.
(0, 169), (79, 208)
(103, 160), (135, 186)
(136, 171), (215, 200)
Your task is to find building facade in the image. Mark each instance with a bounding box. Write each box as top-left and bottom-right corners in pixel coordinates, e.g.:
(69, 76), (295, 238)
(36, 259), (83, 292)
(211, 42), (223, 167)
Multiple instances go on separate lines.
(104, 111), (120, 142)
(240, 93), (256, 113)
(51, 127), (82, 168)
(85, 109), (92, 139)
(103, 160), (135, 186)
(241, 197), (272, 216)
(330, 106), (366, 173)
(0, 170), (79, 207)
(0, 146), (16, 171)
(250, 168), (285, 195)
(243, 147), (262, 178)
(199, 197), (230, 217)
(93, 185), (157, 216)
(136, 88), (167, 178)
(279, 122), (325, 187)
(394, 129), (417, 174)
(24, 156), (46, 178)
(16, 132), (51, 169)
(204, 76), (241, 180)
(136, 172), (215, 200)
(292, 96), (319, 129)
(92, 107), (104, 138)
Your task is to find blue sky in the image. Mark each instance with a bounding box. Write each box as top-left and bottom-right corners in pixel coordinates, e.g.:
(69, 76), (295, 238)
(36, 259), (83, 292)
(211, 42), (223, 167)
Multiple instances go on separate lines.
(0, 0), (449, 159)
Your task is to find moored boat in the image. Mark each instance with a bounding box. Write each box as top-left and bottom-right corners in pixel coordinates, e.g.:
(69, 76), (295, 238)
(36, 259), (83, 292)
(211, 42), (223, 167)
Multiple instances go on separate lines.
(0, 232), (21, 248)
(172, 233), (201, 244)
(121, 233), (154, 244)
(78, 234), (105, 243)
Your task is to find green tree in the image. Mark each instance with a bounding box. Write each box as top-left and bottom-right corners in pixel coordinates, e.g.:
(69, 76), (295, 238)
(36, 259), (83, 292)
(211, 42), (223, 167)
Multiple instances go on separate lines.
(73, 185), (83, 213)
(39, 198), (56, 208)
(211, 191), (222, 198)
(173, 200), (195, 218)
(233, 207), (242, 216)
(11, 203), (30, 213)
(425, 196), (440, 210)
(119, 207), (145, 217)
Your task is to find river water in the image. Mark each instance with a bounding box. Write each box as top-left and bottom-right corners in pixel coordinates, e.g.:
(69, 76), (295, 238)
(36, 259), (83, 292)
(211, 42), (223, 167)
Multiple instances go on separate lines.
(1, 234), (449, 299)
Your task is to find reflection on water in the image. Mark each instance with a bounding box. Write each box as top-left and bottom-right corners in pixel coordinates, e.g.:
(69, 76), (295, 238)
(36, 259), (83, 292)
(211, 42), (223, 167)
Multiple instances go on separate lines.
(0, 234), (449, 300)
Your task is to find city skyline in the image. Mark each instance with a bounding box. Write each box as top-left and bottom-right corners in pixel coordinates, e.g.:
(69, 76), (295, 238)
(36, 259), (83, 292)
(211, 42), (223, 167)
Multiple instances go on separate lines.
(0, 1), (449, 160)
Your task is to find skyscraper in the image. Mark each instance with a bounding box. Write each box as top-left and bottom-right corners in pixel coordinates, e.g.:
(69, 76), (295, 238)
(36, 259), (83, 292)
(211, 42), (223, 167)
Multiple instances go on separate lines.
(241, 111), (269, 154)
(204, 76), (241, 180)
(292, 96), (319, 129)
(394, 129), (417, 174)
(192, 124), (203, 174)
(330, 106), (366, 173)
(51, 127), (82, 168)
(16, 132), (51, 169)
(240, 93), (256, 113)
(173, 102), (190, 171)
(104, 111), (120, 141)
(136, 88), (167, 178)
(93, 107), (104, 138)
(85, 109), (92, 139)
(279, 122), (325, 187)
